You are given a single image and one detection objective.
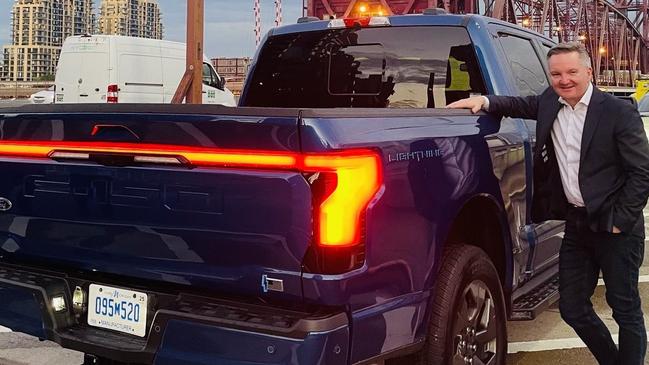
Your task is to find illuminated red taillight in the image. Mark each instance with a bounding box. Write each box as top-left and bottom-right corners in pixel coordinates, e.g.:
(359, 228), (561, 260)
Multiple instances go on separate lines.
(107, 84), (118, 103)
(0, 142), (382, 249)
(303, 151), (381, 247)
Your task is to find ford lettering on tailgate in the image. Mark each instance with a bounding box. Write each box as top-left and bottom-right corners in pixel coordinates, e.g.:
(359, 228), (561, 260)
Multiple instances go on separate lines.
(23, 173), (223, 214)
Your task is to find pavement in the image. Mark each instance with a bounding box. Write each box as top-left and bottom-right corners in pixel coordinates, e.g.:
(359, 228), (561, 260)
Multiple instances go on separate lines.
(0, 101), (648, 364)
(0, 333), (81, 365)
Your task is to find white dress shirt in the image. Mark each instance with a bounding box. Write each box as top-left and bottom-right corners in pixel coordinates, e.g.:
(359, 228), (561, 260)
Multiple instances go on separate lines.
(481, 84), (593, 207)
(552, 83), (593, 207)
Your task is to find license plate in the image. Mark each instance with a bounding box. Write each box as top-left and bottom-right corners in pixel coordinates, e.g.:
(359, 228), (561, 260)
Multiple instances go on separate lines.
(87, 284), (148, 337)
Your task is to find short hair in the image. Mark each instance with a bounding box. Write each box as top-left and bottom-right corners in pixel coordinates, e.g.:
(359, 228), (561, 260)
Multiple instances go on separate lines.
(547, 42), (592, 68)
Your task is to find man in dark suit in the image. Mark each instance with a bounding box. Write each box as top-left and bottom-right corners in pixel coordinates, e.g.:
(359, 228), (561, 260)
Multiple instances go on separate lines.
(448, 42), (649, 365)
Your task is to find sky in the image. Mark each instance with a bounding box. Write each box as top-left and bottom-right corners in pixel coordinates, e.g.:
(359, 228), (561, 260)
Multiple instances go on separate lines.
(0, 0), (305, 58)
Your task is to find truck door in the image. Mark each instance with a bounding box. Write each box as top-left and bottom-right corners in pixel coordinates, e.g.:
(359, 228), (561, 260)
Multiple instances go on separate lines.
(55, 51), (84, 103)
(78, 51), (111, 103)
(202, 63), (235, 106)
(55, 38), (110, 104)
(495, 31), (564, 279)
(117, 41), (164, 103)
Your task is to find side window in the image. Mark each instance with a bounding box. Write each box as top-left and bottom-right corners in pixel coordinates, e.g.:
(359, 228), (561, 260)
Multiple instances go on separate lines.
(498, 34), (549, 96)
(202, 63), (213, 86)
(539, 43), (553, 69)
(211, 68), (223, 90)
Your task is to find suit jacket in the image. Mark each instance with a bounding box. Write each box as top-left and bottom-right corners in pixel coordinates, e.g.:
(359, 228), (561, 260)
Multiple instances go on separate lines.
(487, 87), (649, 235)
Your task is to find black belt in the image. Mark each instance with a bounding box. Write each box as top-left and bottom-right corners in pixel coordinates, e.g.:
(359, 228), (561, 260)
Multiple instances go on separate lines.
(567, 204), (587, 214)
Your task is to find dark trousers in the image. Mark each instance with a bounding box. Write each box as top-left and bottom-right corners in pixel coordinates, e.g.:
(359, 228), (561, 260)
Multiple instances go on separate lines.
(559, 207), (646, 365)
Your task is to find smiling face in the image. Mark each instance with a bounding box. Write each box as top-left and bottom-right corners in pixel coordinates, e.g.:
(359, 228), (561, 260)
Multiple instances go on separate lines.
(548, 51), (593, 107)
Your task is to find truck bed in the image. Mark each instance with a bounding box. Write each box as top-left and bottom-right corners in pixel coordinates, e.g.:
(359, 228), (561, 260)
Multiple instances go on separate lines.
(0, 103), (497, 365)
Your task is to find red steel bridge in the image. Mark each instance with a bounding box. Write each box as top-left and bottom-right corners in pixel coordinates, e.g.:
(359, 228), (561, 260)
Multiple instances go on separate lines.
(305, 0), (649, 86)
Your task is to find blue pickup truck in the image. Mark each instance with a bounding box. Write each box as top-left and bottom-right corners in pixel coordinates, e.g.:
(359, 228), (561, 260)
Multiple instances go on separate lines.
(0, 10), (564, 365)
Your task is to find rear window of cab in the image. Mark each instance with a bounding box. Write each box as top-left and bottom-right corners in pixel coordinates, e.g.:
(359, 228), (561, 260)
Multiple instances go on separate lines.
(243, 26), (487, 108)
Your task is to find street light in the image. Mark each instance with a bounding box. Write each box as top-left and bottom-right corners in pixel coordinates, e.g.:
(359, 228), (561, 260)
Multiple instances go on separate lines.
(599, 47), (606, 54)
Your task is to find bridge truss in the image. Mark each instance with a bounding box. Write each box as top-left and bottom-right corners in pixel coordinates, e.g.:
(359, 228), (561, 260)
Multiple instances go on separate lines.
(306, 0), (649, 86)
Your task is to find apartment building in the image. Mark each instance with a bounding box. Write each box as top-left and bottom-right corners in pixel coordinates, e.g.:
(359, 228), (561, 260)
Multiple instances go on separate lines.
(139, 0), (162, 39)
(99, 0), (162, 39)
(2, 0), (95, 82)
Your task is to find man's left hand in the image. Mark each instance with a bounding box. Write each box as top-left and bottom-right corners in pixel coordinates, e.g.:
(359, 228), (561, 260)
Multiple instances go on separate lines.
(612, 226), (622, 234)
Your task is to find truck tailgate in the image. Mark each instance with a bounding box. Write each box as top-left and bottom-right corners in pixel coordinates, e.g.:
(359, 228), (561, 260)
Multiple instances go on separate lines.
(0, 105), (310, 301)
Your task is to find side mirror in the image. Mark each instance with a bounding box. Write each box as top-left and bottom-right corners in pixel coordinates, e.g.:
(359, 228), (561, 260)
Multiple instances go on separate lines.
(220, 76), (227, 87)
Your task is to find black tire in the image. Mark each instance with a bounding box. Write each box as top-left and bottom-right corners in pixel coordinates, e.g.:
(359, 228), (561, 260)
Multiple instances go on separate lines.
(423, 244), (507, 365)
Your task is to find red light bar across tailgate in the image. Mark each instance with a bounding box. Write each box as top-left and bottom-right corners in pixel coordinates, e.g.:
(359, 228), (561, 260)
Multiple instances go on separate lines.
(0, 141), (382, 247)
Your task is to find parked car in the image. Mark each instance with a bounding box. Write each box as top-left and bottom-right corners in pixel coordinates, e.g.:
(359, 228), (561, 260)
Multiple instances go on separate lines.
(55, 35), (236, 106)
(28, 86), (54, 104)
(0, 11), (561, 365)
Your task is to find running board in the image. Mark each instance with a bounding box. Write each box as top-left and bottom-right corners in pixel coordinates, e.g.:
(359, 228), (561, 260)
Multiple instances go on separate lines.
(510, 275), (559, 321)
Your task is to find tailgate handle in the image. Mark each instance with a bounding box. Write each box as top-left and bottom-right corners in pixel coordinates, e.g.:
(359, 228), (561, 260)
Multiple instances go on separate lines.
(91, 125), (140, 142)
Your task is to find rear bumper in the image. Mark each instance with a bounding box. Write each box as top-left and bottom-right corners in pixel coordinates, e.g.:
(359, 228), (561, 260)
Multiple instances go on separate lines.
(0, 263), (350, 365)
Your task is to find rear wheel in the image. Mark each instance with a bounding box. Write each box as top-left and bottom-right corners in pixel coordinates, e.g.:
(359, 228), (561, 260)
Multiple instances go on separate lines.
(424, 244), (507, 365)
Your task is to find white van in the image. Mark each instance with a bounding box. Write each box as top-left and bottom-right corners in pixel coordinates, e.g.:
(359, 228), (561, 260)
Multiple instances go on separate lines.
(55, 35), (236, 106)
